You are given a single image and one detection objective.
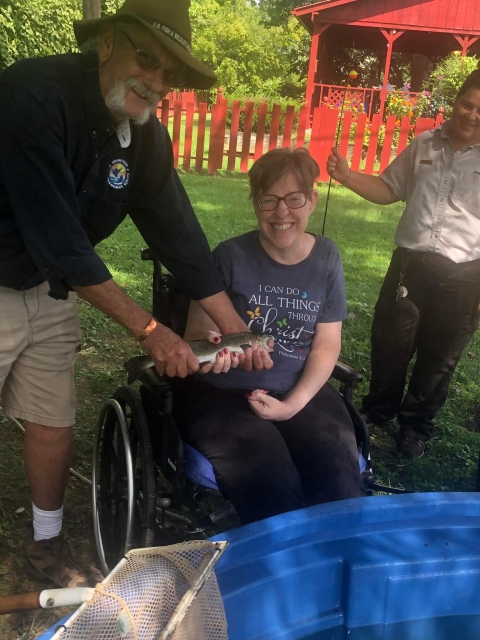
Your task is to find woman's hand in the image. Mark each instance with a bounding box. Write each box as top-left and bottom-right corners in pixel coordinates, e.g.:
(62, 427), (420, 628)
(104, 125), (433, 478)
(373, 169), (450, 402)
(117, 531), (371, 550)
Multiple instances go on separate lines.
(198, 331), (240, 375)
(246, 389), (298, 421)
(326, 147), (351, 184)
(238, 338), (274, 372)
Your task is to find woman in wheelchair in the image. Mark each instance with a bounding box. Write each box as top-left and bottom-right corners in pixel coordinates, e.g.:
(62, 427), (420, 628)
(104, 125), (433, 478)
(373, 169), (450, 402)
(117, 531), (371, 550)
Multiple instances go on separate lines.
(172, 148), (365, 525)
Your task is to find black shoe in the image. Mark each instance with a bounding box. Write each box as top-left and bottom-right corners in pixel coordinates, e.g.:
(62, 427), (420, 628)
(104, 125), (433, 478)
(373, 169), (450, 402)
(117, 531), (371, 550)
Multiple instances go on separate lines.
(399, 436), (425, 458)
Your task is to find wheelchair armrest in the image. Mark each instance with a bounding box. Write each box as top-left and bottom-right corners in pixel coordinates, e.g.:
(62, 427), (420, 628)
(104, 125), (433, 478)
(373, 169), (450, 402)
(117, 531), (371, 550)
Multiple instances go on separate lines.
(332, 361), (363, 386)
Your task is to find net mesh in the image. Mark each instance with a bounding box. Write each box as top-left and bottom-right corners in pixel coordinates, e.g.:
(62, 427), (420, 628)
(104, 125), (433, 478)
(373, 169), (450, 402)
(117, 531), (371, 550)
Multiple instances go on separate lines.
(51, 541), (228, 640)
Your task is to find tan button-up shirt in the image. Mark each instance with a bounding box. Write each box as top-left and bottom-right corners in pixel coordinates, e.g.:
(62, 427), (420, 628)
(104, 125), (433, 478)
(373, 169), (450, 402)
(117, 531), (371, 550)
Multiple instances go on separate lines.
(380, 121), (480, 263)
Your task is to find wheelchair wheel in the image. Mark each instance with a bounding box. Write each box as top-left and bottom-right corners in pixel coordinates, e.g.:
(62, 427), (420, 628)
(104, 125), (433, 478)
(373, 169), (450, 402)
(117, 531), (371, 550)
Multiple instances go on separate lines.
(92, 386), (156, 575)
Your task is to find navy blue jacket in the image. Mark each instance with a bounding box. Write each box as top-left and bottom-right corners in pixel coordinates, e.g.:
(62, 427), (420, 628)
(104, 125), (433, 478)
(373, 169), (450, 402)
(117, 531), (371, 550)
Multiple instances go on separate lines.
(0, 53), (223, 300)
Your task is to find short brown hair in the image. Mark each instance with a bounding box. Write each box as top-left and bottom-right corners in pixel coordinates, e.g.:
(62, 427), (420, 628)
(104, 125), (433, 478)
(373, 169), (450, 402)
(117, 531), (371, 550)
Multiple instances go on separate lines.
(248, 148), (320, 198)
(457, 69), (480, 100)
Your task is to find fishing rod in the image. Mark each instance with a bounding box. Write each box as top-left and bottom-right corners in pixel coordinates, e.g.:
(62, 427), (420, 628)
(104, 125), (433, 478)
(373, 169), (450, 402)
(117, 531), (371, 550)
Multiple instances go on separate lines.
(321, 76), (348, 236)
(322, 39), (358, 237)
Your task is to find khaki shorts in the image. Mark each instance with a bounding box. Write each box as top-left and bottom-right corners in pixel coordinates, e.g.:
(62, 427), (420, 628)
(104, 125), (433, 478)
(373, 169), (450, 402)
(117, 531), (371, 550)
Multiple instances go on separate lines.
(0, 282), (82, 427)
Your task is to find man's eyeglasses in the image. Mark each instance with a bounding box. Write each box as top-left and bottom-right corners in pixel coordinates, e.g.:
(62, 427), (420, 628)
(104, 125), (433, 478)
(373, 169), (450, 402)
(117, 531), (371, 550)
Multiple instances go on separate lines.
(256, 191), (309, 211)
(121, 31), (185, 88)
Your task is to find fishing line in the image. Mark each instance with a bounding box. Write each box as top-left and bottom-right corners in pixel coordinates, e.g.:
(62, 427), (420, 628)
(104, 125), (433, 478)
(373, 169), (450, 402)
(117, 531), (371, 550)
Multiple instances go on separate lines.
(321, 83), (347, 236)
(321, 40), (356, 236)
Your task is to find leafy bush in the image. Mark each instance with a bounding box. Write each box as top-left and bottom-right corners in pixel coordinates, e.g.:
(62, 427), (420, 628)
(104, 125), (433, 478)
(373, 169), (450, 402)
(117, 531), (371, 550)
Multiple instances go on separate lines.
(0, 0), (126, 70)
(0, 0), (308, 106)
(102, 0), (123, 13)
(0, 0), (82, 69)
(386, 89), (430, 121)
(383, 89), (432, 145)
(425, 53), (480, 117)
(190, 0), (308, 98)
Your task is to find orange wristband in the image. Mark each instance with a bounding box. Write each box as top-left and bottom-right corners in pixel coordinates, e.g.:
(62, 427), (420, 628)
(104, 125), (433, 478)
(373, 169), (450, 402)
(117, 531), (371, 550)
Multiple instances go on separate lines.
(138, 318), (158, 342)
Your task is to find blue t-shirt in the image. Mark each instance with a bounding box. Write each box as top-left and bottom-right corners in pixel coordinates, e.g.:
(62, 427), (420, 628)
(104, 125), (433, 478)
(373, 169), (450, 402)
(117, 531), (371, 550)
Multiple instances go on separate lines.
(202, 231), (347, 394)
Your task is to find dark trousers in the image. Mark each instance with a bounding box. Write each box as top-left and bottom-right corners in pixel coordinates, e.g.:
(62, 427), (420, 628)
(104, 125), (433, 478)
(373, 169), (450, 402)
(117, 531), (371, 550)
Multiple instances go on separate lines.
(172, 379), (365, 525)
(362, 248), (480, 441)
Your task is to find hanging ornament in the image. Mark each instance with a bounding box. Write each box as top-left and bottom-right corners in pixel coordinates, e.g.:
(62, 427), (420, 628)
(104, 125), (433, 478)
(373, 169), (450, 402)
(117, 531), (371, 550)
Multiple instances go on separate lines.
(349, 69), (359, 80)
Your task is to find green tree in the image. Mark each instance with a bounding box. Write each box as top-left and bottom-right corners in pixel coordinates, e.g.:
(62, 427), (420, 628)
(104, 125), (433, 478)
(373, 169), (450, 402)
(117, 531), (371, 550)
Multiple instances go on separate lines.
(0, 0), (129, 70)
(0, 0), (309, 101)
(0, 0), (83, 69)
(102, 0), (123, 14)
(190, 0), (308, 97)
(257, 0), (310, 26)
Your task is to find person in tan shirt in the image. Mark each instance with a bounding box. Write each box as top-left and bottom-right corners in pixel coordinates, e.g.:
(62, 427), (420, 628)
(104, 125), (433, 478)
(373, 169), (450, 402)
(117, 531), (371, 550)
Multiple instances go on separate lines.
(327, 69), (480, 458)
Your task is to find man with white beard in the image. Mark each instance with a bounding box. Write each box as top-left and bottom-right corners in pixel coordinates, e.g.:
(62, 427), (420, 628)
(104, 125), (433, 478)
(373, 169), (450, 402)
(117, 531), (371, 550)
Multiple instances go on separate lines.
(0, 0), (270, 588)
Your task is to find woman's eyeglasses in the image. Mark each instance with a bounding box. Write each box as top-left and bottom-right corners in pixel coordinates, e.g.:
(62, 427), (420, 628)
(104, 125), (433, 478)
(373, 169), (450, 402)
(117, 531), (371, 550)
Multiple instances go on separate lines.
(256, 191), (309, 211)
(122, 31), (185, 88)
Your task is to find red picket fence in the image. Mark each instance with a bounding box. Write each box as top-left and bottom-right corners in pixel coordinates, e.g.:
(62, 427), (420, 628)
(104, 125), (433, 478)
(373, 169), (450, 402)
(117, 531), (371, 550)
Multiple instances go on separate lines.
(156, 98), (444, 181)
(163, 90), (209, 109)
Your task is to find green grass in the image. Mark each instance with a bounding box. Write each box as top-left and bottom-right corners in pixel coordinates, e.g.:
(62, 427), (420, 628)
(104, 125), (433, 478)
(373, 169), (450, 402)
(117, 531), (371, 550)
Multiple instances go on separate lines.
(1, 172), (479, 637)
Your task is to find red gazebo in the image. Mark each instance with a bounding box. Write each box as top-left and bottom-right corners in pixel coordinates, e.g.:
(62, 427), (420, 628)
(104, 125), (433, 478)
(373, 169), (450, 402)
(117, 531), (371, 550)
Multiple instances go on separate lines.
(293, 0), (480, 116)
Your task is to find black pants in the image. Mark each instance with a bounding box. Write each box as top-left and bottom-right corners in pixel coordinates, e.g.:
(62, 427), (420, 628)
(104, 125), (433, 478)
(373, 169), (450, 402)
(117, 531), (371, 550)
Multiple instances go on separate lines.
(172, 379), (365, 525)
(362, 248), (480, 441)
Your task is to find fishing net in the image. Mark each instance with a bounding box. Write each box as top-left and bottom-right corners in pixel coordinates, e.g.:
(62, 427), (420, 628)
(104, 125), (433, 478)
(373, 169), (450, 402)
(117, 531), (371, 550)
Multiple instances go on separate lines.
(50, 541), (228, 640)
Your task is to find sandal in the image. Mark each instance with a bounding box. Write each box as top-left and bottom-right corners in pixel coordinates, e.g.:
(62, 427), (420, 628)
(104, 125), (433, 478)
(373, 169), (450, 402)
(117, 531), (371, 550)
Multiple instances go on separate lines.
(26, 528), (103, 588)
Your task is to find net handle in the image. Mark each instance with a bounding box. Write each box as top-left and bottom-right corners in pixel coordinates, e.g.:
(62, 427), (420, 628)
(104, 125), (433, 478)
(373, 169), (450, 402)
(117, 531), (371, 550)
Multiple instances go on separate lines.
(156, 541), (228, 640)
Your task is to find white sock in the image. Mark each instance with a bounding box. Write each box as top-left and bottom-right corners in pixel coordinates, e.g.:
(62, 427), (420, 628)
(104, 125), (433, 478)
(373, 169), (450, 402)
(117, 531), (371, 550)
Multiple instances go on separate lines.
(32, 504), (63, 541)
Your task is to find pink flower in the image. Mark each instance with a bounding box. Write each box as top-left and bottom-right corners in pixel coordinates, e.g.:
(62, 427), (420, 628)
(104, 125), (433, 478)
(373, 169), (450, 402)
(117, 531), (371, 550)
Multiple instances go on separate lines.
(424, 91), (430, 96)
(437, 75), (444, 79)
(439, 106), (445, 113)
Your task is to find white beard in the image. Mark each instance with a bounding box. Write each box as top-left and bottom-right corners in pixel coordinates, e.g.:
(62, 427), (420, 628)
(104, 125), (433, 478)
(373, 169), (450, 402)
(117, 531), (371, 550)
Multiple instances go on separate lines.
(105, 77), (160, 126)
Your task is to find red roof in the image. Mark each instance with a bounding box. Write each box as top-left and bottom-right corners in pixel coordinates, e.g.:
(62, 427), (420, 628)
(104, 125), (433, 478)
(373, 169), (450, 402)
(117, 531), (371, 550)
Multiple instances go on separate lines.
(293, 0), (480, 36)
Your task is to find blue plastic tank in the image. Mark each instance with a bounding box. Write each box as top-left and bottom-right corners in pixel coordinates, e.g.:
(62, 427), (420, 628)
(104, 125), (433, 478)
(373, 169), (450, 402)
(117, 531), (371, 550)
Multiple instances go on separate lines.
(37, 493), (480, 639)
(211, 492), (480, 639)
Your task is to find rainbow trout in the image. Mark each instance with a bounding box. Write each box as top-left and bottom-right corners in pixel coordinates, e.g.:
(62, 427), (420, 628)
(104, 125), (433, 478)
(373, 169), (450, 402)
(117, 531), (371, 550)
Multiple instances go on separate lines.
(124, 332), (273, 382)
(190, 332), (273, 364)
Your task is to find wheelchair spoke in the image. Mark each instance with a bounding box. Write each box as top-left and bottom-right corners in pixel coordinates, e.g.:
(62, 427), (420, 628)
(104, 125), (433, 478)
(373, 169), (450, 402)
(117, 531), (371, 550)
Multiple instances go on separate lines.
(104, 439), (118, 469)
(95, 387), (157, 570)
(98, 410), (128, 563)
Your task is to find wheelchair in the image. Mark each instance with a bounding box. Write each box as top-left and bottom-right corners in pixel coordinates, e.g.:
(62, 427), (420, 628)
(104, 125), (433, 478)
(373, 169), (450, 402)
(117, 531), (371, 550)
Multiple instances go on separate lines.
(92, 249), (404, 576)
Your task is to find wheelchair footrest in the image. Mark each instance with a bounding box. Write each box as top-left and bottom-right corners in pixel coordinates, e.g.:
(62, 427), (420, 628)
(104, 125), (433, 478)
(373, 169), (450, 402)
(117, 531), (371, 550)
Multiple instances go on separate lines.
(201, 503), (236, 526)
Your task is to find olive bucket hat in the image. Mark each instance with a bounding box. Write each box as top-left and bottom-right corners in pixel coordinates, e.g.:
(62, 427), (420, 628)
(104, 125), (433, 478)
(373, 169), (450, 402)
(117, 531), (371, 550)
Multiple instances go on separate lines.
(73, 0), (217, 89)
